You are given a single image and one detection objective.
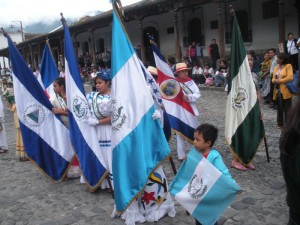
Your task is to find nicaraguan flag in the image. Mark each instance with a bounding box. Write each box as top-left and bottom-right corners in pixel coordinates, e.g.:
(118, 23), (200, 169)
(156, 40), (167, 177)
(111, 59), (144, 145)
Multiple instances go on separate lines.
(150, 39), (199, 142)
(62, 19), (107, 191)
(111, 8), (170, 212)
(40, 43), (59, 98)
(169, 148), (241, 225)
(5, 33), (74, 182)
(225, 12), (265, 165)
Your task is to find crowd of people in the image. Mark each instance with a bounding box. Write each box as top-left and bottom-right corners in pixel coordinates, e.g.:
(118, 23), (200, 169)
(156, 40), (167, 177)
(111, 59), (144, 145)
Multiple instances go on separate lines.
(0, 31), (299, 224)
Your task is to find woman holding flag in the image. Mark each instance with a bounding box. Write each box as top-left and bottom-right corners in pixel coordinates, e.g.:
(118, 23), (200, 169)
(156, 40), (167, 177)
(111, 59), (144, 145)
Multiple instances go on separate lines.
(85, 69), (113, 189)
(51, 77), (81, 178)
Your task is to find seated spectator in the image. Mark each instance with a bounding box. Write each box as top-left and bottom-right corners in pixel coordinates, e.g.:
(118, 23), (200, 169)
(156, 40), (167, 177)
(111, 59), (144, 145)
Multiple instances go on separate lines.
(192, 62), (203, 85)
(214, 59), (228, 87)
(199, 62), (214, 86)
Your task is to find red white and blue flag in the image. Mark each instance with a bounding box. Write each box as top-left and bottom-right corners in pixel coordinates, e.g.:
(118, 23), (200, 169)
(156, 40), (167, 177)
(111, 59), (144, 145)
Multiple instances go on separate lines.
(150, 39), (199, 142)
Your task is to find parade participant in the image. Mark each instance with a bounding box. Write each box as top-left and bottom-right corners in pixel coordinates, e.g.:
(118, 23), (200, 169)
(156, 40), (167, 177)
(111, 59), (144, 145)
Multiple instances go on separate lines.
(272, 53), (294, 128)
(280, 79), (300, 225)
(0, 96), (8, 154)
(192, 123), (235, 225)
(50, 77), (80, 178)
(85, 69), (112, 188)
(175, 63), (200, 160)
(111, 68), (176, 223)
(11, 101), (28, 161)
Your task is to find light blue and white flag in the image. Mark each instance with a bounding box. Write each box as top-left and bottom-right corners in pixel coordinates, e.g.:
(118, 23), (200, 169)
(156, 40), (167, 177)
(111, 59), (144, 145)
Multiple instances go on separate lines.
(61, 18), (108, 191)
(4, 32), (74, 182)
(170, 148), (241, 225)
(40, 43), (59, 98)
(111, 6), (170, 212)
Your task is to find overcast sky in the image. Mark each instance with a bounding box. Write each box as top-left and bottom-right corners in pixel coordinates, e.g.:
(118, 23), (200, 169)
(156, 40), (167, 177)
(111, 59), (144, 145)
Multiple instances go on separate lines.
(0, 0), (141, 27)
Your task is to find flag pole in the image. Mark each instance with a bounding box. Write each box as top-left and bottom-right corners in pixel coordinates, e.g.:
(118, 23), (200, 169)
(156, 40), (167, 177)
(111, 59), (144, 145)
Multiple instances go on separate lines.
(45, 37), (57, 68)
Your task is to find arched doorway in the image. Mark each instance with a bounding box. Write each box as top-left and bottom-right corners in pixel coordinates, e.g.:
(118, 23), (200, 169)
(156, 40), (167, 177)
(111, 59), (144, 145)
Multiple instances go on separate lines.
(143, 26), (159, 66)
(188, 18), (204, 46)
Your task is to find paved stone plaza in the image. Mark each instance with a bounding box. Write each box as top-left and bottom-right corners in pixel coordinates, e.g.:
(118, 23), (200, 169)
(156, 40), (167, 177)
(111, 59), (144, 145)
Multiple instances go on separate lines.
(0, 87), (288, 225)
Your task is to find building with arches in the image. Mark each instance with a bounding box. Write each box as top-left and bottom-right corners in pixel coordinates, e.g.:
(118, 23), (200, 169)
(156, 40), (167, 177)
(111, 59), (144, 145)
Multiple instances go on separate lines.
(0, 0), (299, 68)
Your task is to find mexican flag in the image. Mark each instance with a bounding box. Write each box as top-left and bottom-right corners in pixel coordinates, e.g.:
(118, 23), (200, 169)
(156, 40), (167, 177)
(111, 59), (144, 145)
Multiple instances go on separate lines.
(225, 14), (265, 165)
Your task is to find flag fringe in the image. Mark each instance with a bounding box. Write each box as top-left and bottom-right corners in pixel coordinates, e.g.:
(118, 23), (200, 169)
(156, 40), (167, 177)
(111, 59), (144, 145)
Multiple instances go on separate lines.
(25, 154), (71, 183)
(72, 152), (109, 192)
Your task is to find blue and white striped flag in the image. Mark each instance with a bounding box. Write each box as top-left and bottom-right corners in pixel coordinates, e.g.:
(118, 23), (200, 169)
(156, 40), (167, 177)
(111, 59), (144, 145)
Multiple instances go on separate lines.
(5, 33), (74, 182)
(40, 43), (59, 98)
(111, 8), (170, 212)
(170, 148), (241, 225)
(62, 19), (108, 191)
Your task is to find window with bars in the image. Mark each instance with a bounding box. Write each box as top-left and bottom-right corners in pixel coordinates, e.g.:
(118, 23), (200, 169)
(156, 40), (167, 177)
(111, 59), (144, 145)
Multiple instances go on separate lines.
(224, 0), (252, 44)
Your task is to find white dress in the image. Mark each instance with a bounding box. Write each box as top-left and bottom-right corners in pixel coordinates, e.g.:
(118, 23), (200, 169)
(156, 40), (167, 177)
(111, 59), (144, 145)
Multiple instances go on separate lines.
(0, 97), (8, 150)
(86, 91), (112, 189)
(112, 166), (176, 225)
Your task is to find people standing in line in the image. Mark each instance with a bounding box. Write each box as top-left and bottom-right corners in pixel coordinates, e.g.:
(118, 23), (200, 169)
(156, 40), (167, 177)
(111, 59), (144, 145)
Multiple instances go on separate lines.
(188, 41), (197, 66)
(267, 48), (278, 108)
(0, 96), (8, 154)
(280, 79), (300, 225)
(249, 50), (261, 74)
(196, 42), (204, 68)
(208, 39), (220, 70)
(272, 53), (294, 128)
(259, 52), (271, 101)
(192, 123), (236, 225)
(85, 69), (112, 188)
(175, 63), (200, 160)
(284, 32), (299, 72)
(50, 77), (81, 178)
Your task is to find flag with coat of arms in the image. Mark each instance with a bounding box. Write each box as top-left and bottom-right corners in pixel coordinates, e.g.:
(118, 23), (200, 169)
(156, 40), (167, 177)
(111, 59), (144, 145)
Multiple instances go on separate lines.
(4, 30), (74, 182)
(61, 16), (108, 191)
(169, 148), (241, 225)
(110, 3), (170, 212)
(150, 37), (199, 143)
(225, 8), (265, 165)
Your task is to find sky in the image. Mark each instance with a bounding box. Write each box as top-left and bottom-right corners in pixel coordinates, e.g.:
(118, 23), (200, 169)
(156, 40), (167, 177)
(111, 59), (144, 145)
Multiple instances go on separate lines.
(0, 0), (141, 28)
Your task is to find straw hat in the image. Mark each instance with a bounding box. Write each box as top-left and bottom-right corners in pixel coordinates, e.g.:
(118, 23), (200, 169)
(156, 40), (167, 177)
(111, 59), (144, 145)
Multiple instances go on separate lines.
(147, 66), (158, 76)
(174, 63), (188, 73)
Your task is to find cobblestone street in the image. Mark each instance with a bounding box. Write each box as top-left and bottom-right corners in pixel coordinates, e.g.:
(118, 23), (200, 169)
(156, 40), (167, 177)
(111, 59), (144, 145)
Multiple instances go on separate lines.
(0, 87), (288, 225)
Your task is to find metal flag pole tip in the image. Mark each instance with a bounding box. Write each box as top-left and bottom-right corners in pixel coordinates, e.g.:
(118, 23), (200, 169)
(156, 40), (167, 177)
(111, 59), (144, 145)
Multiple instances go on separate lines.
(229, 5), (235, 16)
(60, 13), (67, 27)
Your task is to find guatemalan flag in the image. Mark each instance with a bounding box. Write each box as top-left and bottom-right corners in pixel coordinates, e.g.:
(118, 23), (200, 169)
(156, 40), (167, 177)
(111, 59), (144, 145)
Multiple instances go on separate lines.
(4, 31), (74, 182)
(61, 17), (107, 191)
(225, 10), (265, 165)
(111, 5), (170, 212)
(150, 38), (199, 143)
(170, 148), (241, 225)
(40, 43), (59, 98)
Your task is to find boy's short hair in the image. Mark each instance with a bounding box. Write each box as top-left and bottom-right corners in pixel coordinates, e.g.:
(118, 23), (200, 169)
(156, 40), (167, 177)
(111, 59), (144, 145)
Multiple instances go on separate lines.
(195, 123), (218, 147)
